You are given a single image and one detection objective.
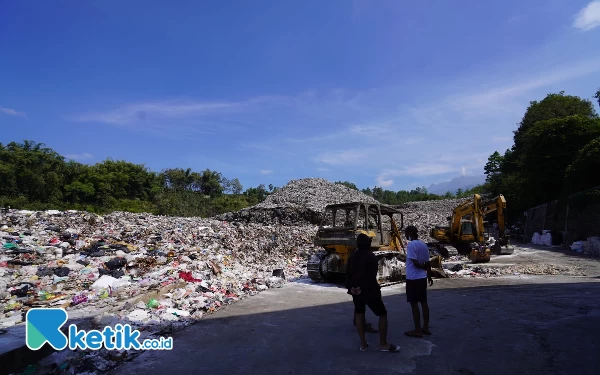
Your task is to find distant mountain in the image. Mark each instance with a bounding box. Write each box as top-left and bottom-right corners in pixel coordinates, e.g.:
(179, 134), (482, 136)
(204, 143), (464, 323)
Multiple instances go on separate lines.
(428, 175), (486, 195)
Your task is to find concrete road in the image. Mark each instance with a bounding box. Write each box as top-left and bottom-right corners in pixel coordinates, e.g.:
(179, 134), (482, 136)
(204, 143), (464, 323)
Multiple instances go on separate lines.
(110, 272), (600, 375)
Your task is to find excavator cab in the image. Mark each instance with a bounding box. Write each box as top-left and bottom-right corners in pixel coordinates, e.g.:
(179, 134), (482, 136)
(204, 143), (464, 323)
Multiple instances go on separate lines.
(429, 194), (492, 262)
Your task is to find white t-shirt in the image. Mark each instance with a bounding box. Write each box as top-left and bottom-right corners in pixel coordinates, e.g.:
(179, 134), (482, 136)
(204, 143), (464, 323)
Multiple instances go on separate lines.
(405, 239), (429, 280)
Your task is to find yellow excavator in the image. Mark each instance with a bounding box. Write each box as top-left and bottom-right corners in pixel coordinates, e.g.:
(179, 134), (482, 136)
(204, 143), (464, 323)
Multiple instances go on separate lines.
(307, 202), (408, 286)
(429, 194), (492, 263)
(429, 194), (515, 263)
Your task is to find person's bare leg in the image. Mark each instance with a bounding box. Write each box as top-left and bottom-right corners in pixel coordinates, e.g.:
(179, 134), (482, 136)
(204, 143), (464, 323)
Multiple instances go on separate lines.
(378, 314), (391, 349)
(422, 301), (430, 333)
(405, 302), (423, 337)
(355, 312), (368, 349)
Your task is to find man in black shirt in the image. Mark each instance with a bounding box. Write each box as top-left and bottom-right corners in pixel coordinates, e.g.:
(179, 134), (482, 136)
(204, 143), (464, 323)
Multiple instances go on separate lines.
(346, 233), (400, 352)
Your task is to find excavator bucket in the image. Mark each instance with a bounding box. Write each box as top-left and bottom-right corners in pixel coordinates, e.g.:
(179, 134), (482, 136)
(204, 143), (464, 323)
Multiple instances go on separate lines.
(469, 248), (491, 263)
(491, 237), (515, 255)
(428, 255), (448, 278)
(492, 243), (515, 255)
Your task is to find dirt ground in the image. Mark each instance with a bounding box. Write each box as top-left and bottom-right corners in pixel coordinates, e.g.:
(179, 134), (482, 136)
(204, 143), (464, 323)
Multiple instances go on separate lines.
(108, 244), (600, 375)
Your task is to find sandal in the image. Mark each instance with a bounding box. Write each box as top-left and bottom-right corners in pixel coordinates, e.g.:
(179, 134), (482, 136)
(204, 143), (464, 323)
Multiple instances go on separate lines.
(404, 330), (423, 338)
(380, 344), (400, 352)
(360, 343), (369, 352)
(422, 328), (431, 335)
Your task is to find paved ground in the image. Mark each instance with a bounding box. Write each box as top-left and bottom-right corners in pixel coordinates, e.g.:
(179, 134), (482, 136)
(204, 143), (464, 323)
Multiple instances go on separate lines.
(109, 245), (600, 375)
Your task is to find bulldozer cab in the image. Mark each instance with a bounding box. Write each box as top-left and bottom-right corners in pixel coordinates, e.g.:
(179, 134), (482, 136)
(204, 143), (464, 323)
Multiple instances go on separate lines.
(308, 202), (406, 284)
(315, 202), (403, 248)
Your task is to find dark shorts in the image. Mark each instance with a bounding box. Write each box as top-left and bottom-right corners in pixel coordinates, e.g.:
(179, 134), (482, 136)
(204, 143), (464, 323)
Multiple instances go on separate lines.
(352, 293), (387, 316)
(406, 278), (427, 303)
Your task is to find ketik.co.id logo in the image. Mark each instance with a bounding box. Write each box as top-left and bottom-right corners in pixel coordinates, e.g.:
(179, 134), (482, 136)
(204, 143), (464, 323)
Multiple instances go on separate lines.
(26, 308), (173, 351)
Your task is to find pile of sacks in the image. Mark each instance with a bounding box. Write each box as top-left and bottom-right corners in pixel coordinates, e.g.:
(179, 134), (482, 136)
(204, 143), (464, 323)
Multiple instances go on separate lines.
(531, 230), (553, 246)
(571, 236), (600, 256)
(217, 178), (379, 225)
(0, 209), (318, 329)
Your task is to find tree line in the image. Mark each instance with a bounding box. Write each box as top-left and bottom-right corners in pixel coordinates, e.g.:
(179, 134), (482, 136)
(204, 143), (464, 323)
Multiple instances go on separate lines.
(0, 140), (274, 217)
(0, 140), (481, 217)
(334, 181), (482, 205)
(484, 89), (600, 221)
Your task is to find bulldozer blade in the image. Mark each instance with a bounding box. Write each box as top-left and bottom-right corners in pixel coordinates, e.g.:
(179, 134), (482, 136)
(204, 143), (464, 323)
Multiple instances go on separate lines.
(469, 249), (491, 263)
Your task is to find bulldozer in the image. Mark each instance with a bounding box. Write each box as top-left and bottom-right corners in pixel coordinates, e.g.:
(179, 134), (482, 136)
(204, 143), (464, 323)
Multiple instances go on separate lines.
(307, 202), (408, 286)
(429, 194), (515, 263)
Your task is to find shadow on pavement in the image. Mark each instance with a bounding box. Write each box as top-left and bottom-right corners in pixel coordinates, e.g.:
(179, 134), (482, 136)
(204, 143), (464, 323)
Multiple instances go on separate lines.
(106, 281), (600, 375)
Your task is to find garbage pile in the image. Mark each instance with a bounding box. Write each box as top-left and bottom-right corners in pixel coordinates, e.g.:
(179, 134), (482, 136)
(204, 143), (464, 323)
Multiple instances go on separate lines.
(444, 263), (588, 278)
(216, 178), (380, 225)
(0, 209), (318, 330)
(393, 198), (466, 242)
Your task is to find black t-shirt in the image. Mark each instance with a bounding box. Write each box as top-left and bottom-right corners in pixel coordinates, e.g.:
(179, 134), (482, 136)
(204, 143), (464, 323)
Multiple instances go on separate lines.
(346, 248), (381, 297)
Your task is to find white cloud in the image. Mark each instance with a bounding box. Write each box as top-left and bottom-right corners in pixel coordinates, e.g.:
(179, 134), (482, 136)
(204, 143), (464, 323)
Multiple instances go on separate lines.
(259, 169), (273, 175)
(574, 1), (600, 31)
(71, 100), (242, 125)
(379, 164), (460, 179)
(376, 176), (394, 187)
(314, 150), (369, 166)
(0, 106), (25, 117)
(349, 124), (390, 136)
(64, 153), (94, 161)
(442, 59), (600, 118)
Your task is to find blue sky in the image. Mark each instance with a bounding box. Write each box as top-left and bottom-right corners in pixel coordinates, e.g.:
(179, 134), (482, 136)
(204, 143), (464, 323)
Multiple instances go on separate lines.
(1, 0), (600, 192)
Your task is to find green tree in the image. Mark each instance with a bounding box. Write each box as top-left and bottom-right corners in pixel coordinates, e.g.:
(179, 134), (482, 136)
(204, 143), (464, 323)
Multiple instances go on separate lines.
(595, 88), (600, 108)
(484, 151), (504, 194)
(564, 136), (600, 194)
(230, 178), (243, 195)
(243, 184), (269, 205)
(514, 91), (598, 153)
(521, 115), (600, 204)
(200, 169), (223, 197)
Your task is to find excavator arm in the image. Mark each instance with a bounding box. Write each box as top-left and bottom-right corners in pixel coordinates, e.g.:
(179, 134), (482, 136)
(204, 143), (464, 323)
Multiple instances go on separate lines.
(390, 217), (406, 253)
(482, 195), (507, 235)
(481, 194), (514, 255)
(449, 194), (485, 243)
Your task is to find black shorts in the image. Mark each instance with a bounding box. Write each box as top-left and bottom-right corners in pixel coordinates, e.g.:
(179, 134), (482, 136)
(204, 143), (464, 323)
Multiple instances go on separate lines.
(406, 278), (427, 303)
(352, 293), (387, 316)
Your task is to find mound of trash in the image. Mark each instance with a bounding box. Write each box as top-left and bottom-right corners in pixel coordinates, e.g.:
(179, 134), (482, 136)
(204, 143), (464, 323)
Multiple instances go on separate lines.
(0, 209), (317, 331)
(393, 198), (465, 242)
(216, 178), (380, 225)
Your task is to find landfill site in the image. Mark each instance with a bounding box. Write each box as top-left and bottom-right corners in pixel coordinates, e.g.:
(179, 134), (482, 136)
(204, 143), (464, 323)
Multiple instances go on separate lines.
(1, 178), (599, 375)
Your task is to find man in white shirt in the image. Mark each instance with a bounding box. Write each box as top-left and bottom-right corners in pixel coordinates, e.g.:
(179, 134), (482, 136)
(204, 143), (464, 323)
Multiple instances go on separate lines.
(403, 225), (433, 338)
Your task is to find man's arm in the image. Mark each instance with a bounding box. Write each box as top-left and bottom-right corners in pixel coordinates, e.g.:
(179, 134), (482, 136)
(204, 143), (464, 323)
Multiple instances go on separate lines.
(411, 258), (430, 270)
(426, 260), (433, 286)
(345, 256), (354, 291)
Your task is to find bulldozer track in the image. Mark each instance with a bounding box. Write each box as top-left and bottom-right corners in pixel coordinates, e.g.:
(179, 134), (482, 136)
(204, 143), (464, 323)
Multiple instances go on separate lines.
(307, 250), (404, 285)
